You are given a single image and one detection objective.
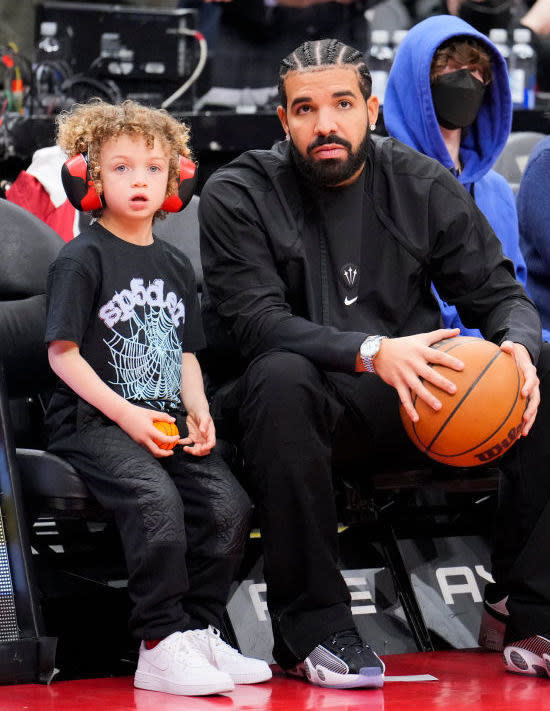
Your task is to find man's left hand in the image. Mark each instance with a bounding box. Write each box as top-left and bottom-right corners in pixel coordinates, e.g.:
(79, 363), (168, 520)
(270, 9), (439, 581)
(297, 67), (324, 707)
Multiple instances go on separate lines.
(500, 340), (540, 435)
(184, 410), (216, 456)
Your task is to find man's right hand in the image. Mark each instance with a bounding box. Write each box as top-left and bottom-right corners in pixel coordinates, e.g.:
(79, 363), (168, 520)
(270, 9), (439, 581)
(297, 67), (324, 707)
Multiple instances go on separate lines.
(373, 328), (464, 422)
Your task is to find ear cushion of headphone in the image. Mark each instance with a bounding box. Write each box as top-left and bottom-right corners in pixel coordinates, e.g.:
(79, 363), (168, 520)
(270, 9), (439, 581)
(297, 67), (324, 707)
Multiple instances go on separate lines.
(61, 154), (103, 212)
(161, 156), (198, 213)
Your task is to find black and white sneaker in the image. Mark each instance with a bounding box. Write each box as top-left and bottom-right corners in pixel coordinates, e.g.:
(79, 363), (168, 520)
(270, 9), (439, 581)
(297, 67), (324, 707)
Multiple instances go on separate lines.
(504, 634), (550, 677)
(289, 629), (385, 689)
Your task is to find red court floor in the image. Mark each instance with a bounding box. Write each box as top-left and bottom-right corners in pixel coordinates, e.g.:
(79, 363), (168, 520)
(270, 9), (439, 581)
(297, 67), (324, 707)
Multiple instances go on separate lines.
(2, 649), (550, 711)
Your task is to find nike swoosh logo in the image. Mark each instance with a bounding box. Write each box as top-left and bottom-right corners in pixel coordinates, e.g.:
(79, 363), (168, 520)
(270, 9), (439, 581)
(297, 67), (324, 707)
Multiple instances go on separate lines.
(344, 296), (358, 306)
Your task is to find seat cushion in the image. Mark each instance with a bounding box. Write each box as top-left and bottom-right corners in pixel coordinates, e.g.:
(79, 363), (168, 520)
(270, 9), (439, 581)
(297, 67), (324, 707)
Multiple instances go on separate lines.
(16, 448), (92, 501)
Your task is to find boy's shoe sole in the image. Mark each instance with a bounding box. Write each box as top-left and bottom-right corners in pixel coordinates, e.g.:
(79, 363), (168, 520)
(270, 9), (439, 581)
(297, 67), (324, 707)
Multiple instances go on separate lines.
(134, 670), (234, 696)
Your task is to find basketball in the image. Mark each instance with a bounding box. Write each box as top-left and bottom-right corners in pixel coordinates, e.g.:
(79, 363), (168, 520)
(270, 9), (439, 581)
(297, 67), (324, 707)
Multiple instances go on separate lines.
(400, 336), (527, 467)
(153, 420), (180, 450)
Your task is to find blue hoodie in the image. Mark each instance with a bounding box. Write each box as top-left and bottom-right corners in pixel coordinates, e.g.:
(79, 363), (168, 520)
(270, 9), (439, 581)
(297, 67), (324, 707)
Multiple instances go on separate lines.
(384, 15), (527, 338)
(517, 135), (550, 342)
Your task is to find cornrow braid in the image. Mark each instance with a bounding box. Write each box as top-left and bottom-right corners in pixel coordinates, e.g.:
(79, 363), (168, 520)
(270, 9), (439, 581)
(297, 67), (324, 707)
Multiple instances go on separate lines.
(278, 39), (372, 108)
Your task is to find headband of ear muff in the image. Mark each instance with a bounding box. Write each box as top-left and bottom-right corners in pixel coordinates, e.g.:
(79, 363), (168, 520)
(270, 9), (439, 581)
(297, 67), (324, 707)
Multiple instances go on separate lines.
(61, 153), (198, 213)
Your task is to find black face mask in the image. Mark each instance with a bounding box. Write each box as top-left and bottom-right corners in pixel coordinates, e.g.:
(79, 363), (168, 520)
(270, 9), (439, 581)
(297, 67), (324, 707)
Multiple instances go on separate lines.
(431, 69), (487, 130)
(458, 0), (512, 36)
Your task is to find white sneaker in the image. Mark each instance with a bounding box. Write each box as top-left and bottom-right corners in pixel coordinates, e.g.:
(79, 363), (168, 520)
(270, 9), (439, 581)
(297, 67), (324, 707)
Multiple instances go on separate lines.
(134, 630), (235, 696)
(189, 626), (272, 684)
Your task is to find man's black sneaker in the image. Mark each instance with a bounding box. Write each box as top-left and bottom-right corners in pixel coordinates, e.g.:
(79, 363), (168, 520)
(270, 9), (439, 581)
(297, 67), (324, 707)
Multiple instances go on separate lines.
(288, 629), (384, 689)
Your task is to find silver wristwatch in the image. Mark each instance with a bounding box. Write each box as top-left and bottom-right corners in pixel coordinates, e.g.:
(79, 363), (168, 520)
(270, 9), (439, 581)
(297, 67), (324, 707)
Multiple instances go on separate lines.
(359, 335), (386, 373)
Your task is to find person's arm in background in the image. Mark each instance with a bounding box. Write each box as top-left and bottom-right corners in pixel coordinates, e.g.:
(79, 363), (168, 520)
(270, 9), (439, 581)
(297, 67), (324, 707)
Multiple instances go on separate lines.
(517, 141), (550, 343)
(517, 145), (550, 277)
(520, 0), (550, 36)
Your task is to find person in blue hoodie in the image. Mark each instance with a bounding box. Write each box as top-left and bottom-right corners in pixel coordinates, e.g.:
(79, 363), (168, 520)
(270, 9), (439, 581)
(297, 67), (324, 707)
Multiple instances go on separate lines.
(384, 15), (527, 340)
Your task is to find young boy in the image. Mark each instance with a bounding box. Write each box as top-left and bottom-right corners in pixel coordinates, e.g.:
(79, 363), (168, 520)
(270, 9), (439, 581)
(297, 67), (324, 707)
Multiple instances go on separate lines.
(44, 99), (271, 696)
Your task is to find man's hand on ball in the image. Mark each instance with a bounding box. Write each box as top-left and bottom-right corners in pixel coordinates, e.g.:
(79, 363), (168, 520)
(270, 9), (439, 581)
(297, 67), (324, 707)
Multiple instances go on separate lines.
(501, 341), (539, 435)
(374, 328), (464, 422)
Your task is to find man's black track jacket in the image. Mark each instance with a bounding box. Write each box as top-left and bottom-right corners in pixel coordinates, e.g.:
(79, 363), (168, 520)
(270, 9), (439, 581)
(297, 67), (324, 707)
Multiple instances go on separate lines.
(199, 136), (541, 374)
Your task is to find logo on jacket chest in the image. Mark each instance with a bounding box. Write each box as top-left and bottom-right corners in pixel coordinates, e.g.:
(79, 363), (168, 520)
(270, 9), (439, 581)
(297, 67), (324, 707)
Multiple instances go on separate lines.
(341, 264), (359, 306)
(340, 263), (359, 289)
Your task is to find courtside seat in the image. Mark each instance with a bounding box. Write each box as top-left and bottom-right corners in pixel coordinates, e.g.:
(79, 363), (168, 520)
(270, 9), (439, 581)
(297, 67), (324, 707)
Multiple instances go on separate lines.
(154, 195), (203, 289)
(493, 131), (545, 194)
(16, 449), (97, 514)
(0, 199), (88, 514)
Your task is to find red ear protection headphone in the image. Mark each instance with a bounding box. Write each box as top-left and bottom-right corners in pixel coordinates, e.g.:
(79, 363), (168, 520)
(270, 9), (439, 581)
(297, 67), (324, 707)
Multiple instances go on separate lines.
(61, 153), (198, 213)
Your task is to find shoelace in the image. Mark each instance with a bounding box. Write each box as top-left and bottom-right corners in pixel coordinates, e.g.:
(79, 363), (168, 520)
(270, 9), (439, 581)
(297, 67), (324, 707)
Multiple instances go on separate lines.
(204, 626), (239, 656)
(327, 628), (367, 654)
(175, 632), (211, 667)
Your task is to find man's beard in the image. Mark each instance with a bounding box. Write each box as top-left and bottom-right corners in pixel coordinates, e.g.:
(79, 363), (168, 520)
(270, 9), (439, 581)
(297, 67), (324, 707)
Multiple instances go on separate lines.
(289, 129), (369, 188)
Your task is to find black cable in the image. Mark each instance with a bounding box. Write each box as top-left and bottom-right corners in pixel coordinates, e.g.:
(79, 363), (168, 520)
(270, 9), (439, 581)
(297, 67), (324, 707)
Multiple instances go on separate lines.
(60, 73), (122, 105)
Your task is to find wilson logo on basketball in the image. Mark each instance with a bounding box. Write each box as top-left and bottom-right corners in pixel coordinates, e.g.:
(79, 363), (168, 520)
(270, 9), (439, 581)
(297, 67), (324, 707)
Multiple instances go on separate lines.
(474, 422), (523, 463)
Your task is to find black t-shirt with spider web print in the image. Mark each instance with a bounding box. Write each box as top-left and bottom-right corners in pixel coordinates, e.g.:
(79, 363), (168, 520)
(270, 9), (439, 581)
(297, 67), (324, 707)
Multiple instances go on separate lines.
(44, 221), (205, 432)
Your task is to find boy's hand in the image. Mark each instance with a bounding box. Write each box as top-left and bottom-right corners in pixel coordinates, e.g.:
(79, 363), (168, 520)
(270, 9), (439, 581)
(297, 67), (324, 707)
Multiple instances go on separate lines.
(184, 410), (216, 456)
(116, 403), (179, 457)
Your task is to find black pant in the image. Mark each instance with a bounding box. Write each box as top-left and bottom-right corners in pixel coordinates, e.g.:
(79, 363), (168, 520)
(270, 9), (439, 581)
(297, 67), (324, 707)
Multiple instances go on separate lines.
(494, 343), (550, 642)
(49, 400), (252, 641)
(234, 345), (550, 666)
(234, 351), (428, 667)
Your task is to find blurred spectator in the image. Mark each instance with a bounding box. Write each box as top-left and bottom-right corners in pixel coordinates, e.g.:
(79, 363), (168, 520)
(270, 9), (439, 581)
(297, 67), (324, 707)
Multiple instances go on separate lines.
(518, 0), (550, 93)
(181, 0), (373, 95)
(385, 15), (527, 338)
(414, 0), (514, 35)
(6, 146), (79, 242)
(412, 0), (550, 93)
(517, 135), (550, 342)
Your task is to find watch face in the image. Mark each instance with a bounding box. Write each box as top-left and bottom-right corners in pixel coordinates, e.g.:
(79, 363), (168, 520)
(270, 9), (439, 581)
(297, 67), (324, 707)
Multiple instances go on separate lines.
(361, 337), (379, 358)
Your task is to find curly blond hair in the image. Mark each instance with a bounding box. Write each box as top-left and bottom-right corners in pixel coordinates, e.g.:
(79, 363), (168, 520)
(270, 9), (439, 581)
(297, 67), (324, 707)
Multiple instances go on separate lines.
(56, 99), (192, 218)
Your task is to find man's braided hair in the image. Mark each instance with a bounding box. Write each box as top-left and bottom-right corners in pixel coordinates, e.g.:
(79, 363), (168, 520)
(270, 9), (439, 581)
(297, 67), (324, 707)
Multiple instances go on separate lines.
(278, 39), (372, 108)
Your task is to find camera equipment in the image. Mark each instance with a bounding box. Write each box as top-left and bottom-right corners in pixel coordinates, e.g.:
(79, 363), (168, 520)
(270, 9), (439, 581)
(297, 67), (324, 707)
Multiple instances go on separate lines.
(35, 2), (199, 109)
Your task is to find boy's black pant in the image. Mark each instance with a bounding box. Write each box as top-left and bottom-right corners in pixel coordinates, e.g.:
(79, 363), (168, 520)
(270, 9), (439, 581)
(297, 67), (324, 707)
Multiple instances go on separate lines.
(233, 346), (550, 667)
(48, 401), (252, 642)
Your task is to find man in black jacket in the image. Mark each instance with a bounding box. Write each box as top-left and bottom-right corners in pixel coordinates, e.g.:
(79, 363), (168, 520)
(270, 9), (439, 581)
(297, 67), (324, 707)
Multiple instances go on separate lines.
(199, 38), (550, 687)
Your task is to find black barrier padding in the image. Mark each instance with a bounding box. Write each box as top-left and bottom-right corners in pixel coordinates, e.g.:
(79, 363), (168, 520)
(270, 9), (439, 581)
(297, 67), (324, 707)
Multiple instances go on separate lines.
(0, 200), (64, 396)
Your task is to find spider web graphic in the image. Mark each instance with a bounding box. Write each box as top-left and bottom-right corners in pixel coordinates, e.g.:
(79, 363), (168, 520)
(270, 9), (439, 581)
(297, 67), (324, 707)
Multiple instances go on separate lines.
(105, 306), (182, 402)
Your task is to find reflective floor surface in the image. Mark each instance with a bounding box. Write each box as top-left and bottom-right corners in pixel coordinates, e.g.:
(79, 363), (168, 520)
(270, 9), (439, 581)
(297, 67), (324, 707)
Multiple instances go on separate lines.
(2, 649), (549, 711)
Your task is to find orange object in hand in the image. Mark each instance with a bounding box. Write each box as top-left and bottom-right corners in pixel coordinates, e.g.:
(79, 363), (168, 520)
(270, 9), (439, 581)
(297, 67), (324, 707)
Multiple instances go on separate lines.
(153, 421), (180, 450)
